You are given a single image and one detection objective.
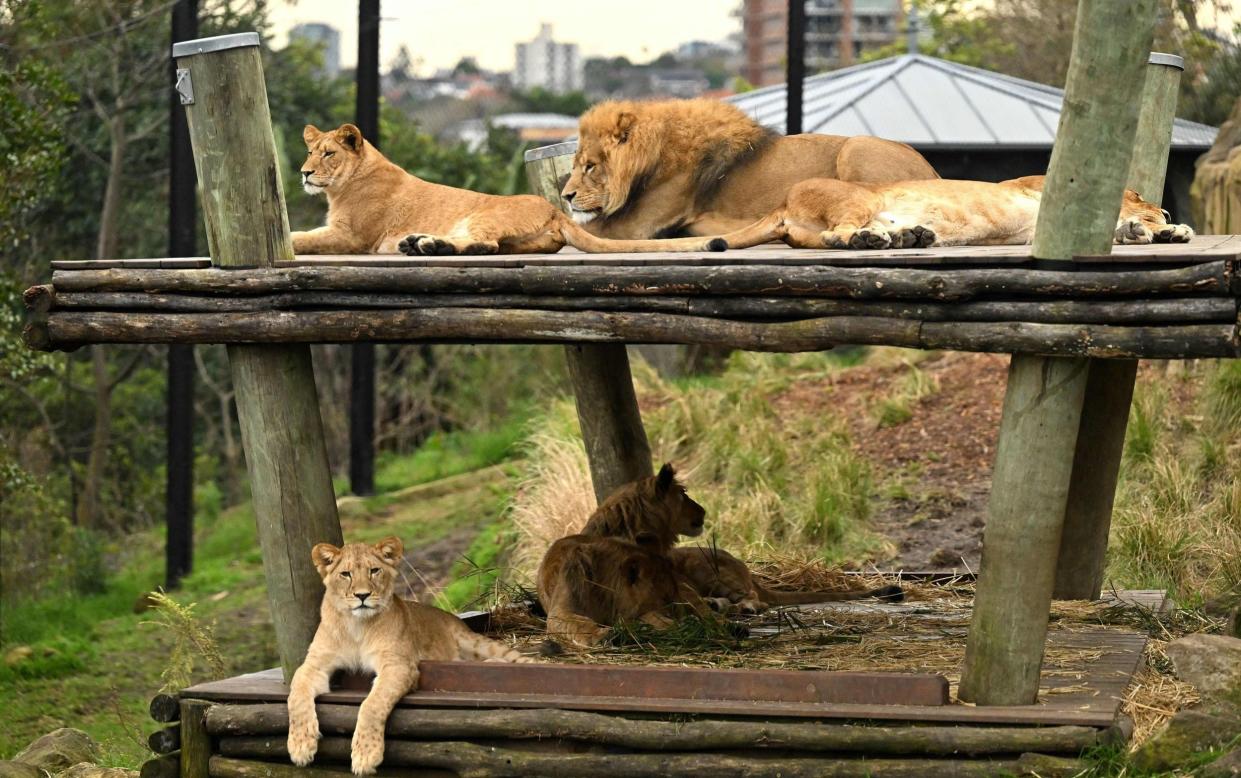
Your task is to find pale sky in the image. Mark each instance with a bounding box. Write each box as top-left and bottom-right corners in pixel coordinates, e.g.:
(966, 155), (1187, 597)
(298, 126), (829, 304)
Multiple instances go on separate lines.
(267, 1), (742, 74)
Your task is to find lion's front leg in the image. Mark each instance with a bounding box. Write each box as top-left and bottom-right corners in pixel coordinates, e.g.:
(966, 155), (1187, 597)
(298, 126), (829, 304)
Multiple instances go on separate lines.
(350, 662), (415, 776)
(1114, 216), (1154, 245)
(292, 226), (363, 255)
(286, 657), (332, 767)
(545, 609), (610, 647)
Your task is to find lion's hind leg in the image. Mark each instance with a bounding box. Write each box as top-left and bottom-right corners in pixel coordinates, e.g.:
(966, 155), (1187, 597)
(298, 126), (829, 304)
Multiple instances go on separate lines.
(397, 233), (500, 256)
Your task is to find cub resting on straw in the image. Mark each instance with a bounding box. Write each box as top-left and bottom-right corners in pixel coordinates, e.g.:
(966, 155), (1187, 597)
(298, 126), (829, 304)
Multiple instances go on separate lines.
(720, 175), (1194, 250)
(537, 533), (707, 646)
(287, 537), (532, 775)
(670, 545), (904, 614)
(293, 123), (727, 256)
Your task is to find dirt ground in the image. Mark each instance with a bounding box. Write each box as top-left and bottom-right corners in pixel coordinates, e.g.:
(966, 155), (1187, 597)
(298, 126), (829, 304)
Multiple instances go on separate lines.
(777, 351), (1010, 571)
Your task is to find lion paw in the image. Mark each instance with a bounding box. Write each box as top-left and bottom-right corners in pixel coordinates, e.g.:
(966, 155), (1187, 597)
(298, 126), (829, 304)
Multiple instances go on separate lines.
(849, 227), (892, 250)
(894, 225), (936, 248)
(287, 719), (320, 767)
(350, 725), (385, 775)
(1154, 224), (1194, 243)
(398, 234), (457, 256)
(1114, 218), (1153, 245)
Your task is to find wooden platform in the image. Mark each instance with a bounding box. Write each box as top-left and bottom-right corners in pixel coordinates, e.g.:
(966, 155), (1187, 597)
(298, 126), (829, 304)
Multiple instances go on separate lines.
(181, 628), (1145, 727)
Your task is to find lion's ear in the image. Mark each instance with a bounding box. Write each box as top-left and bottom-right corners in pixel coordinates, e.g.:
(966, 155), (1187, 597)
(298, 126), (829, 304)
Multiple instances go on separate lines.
(336, 123), (363, 151)
(303, 124), (322, 146)
(614, 112), (636, 144)
(374, 536), (403, 564)
(311, 543), (340, 577)
(655, 462), (676, 495)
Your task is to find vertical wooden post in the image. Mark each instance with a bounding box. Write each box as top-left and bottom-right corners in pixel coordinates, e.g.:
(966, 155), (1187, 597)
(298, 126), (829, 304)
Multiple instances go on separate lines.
(959, 0), (1158, 705)
(524, 144), (654, 502)
(1053, 53), (1183, 600)
(786, 0), (805, 135)
(174, 33), (342, 679)
(178, 699), (210, 778)
(165, 0), (199, 591)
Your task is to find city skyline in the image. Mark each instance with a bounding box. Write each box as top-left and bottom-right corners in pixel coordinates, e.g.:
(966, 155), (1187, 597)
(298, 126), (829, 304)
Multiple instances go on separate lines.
(267, 1), (739, 75)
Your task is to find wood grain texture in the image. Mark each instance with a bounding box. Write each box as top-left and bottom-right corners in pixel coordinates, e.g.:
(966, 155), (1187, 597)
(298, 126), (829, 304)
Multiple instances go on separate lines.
(564, 344), (653, 502)
(180, 699), (211, 778)
(177, 39), (341, 680)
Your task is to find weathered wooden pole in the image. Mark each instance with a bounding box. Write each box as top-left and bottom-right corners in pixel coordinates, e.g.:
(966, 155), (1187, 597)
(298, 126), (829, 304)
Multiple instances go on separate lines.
(525, 144), (655, 501)
(786, 0), (806, 134)
(173, 33), (343, 679)
(959, 0), (1159, 705)
(1053, 53), (1184, 601)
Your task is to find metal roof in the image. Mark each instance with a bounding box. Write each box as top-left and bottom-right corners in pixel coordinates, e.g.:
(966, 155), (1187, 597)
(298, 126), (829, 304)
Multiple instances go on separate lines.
(727, 54), (1218, 149)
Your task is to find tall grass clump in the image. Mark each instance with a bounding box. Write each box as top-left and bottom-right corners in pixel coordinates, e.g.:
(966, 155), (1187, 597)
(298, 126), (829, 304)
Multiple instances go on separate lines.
(1108, 361), (1241, 603)
(507, 350), (892, 580)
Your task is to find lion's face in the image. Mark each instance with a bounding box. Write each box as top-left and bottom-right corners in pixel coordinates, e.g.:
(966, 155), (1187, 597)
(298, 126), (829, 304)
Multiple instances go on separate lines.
(300, 124), (365, 196)
(648, 463), (707, 540)
(562, 108), (650, 223)
(311, 537), (403, 619)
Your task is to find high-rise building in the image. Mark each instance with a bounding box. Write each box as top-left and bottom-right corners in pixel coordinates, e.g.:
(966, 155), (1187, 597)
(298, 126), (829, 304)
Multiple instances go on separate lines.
(513, 23), (583, 94)
(290, 22), (342, 78)
(743, 0), (904, 87)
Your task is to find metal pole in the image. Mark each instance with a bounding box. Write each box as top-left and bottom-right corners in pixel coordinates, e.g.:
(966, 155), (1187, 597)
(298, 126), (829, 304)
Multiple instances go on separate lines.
(349, 0), (380, 496)
(165, 0), (198, 590)
(786, 0), (805, 135)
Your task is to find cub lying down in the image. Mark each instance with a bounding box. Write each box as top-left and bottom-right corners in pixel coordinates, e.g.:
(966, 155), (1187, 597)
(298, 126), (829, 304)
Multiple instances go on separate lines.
(671, 545), (903, 614)
(537, 534), (709, 646)
(287, 537), (532, 775)
(293, 123), (727, 256)
(722, 175), (1194, 250)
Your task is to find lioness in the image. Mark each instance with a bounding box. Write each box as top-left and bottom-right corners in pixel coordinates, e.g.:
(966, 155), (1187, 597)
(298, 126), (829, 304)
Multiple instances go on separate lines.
(538, 533), (713, 646)
(671, 545), (903, 614)
(721, 175), (1194, 250)
(561, 98), (938, 239)
(287, 537), (532, 775)
(579, 463), (705, 555)
(293, 123), (726, 256)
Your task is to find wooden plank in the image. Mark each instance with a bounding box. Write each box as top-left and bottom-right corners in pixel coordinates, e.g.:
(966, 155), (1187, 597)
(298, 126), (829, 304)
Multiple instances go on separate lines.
(180, 699), (211, 778)
(180, 629), (1144, 727)
(50, 258), (213, 270)
(416, 661), (949, 706)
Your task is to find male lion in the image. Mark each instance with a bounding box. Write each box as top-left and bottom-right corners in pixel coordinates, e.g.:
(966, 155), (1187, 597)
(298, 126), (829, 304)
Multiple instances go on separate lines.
(671, 545), (903, 614)
(287, 537), (532, 775)
(293, 123), (727, 256)
(561, 98), (938, 239)
(537, 534), (707, 646)
(578, 462), (706, 556)
(721, 175), (1194, 250)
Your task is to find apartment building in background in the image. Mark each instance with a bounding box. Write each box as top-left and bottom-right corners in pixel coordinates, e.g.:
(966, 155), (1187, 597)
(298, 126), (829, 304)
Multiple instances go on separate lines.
(289, 22), (341, 77)
(743, 0), (904, 86)
(513, 23), (584, 94)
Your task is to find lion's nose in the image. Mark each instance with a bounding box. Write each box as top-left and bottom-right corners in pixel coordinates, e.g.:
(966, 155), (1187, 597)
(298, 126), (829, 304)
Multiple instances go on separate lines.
(355, 592), (370, 603)
(563, 190), (576, 203)
(301, 170), (312, 179)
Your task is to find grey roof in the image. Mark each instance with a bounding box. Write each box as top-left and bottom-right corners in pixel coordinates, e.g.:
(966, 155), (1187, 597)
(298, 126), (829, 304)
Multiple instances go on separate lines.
(727, 54), (1218, 150)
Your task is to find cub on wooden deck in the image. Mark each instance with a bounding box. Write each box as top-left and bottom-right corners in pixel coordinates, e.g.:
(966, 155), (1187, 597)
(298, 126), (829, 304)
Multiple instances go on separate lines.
(286, 537), (532, 775)
(721, 175), (1194, 250)
(292, 123), (727, 256)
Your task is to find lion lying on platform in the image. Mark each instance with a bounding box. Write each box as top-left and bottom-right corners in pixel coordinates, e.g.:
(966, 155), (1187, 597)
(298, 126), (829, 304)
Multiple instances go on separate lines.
(560, 98), (938, 240)
(720, 175), (1195, 250)
(286, 537), (532, 775)
(292, 123), (726, 256)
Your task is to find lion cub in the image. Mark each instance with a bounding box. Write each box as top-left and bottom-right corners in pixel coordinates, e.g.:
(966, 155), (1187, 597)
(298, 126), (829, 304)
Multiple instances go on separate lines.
(579, 463), (706, 555)
(287, 537), (531, 775)
(671, 545), (903, 614)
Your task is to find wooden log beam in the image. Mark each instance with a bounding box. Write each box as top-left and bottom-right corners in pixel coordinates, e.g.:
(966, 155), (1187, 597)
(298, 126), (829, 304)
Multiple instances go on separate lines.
(149, 724), (181, 754)
(49, 292), (1240, 325)
(212, 741), (1087, 778)
(175, 33), (342, 680)
(960, 0), (1161, 706)
(47, 261), (1234, 300)
(140, 753), (180, 778)
(202, 703), (1106, 756)
(31, 308), (1240, 359)
(1054, 54), (1185, 601)
(150, 693), (181, 723)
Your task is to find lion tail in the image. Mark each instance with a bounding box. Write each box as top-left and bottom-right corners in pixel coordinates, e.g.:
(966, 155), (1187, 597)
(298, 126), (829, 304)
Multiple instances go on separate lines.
(708, 212), (788, 249)
(557, 217), (728, 254)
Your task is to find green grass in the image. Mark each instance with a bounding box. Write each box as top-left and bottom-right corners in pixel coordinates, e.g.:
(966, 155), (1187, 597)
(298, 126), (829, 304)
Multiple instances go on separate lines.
(435, 519), (512, 612)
